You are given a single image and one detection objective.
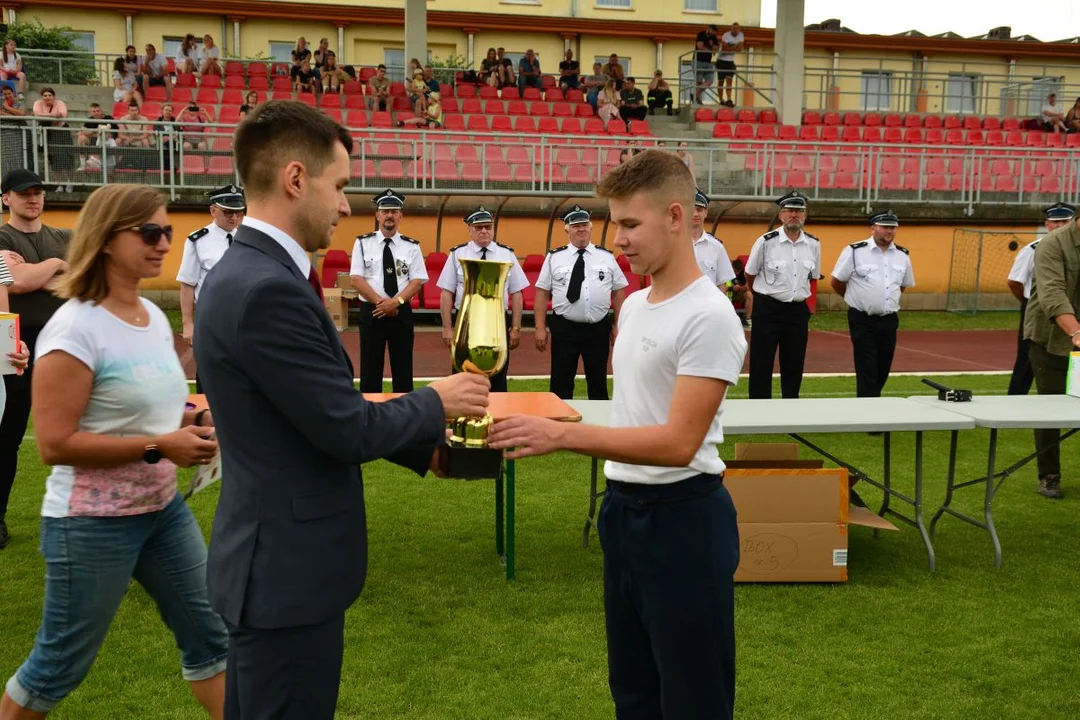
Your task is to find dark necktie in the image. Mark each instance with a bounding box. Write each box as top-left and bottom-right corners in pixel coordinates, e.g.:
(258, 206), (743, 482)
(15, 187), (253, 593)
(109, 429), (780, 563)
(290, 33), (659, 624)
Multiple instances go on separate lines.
(480, 247), (488, 260)
(307, 266), (324, 302)
(566, 249), (586, 304)
(226, 232), (232, 246)
(383, 238), (398, 296)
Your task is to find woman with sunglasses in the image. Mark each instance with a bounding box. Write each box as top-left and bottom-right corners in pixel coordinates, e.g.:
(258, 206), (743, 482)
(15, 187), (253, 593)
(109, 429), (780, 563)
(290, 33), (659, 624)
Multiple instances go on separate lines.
(0, 184), (227, 719)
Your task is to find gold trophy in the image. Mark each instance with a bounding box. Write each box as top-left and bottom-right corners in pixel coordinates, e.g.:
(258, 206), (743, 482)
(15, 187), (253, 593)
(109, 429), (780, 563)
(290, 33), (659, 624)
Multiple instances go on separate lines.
(444, 258), (511, 478)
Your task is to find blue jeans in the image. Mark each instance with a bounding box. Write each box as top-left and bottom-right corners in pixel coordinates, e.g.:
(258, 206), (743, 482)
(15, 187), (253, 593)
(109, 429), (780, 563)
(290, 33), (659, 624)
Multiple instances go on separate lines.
(5, 493), (228, 713)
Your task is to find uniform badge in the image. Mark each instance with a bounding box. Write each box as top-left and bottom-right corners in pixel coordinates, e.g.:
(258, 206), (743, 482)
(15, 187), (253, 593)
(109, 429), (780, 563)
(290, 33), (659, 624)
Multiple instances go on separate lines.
(599, 270), (605, 281)
(396, 259), (409, 276)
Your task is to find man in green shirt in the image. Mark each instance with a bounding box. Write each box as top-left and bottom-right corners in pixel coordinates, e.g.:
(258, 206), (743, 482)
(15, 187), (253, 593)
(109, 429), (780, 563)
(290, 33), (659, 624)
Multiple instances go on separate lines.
(618, 77), (647, 128)
(1023, 210), (1080, 499)
(0, 169), (71, 547)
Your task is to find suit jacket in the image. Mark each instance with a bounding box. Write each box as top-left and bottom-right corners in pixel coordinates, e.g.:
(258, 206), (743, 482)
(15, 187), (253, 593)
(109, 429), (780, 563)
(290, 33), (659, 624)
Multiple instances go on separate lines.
(194, 225), (446, 630)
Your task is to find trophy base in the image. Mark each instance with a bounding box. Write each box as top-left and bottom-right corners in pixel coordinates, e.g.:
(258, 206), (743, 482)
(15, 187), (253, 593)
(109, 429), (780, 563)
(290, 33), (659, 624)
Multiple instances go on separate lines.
(441, 445), (504, 480)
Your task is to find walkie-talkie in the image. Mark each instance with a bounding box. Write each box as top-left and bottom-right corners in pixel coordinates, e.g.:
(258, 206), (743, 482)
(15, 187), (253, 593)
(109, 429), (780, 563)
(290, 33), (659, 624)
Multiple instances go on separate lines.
(921, 378), (973, 402)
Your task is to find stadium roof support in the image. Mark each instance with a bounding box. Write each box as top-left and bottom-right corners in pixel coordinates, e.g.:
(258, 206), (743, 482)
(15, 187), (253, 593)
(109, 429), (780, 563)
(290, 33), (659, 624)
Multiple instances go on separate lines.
(405, 0), (427, 79)
(774, 0), (806, 126)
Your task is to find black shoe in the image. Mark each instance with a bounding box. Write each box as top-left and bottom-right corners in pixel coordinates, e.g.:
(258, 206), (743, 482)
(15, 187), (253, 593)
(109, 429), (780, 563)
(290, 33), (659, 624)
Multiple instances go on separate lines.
(667, 107), (673, 116)
(1037, 474), (1063, 499)
(648, 107), (655, 115)
(0, 519), (9, 549)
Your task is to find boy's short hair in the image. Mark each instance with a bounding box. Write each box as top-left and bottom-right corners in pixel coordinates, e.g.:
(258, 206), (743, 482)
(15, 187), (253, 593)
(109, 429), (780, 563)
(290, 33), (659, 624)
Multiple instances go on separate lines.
(596, 150), (694, 211)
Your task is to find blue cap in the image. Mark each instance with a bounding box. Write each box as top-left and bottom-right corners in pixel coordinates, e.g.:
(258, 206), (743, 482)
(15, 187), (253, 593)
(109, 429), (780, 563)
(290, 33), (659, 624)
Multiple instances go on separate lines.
(870, 210), (899, 227)
(694, 188), (709, 208)
(1044, 202), (1076, 221)
(206, 184), (245, 210)
(373, 189), (406, 209)
(464, 206), (494, 225)
(776, 190), (807, 210)
(562, 204), (591, 225)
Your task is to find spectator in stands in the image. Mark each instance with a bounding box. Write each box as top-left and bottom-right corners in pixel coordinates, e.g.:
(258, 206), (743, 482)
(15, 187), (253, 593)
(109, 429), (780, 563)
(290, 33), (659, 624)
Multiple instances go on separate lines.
(603, 53), (626, 91)
(291, 37), (311, 81)
(619, 77), (647, 128)
(518, 49), (542, 94)
(178, 100), (211, 151)
(200, 35), (222, 77)
(155, 104), (177, 166)
(117, 102), (151, 148)
(716, 23), (744, 108)
(423, 65), (440, 96)
(294, 59), (318, 95)
(598, 79), (622, 126)
(76, 103), (118, 171)
(239, 90), (259, 117)
(32, 87), (67, 126)
(0, 85), (24, 116)
(139, 44), (171, 100)
(409, 69), (428, 115)
(175, 34), (200, 76)
(408, 57), (423, 80)
(1041, 93), (1067, 134)
(112, 56), (143, 109)
(559, 49), (580, 91)
(321, 52), (347, 93)
(313, 38), (331, 76)
(399, 91), (443, 129)
(496, 47), (516, 88)
(583, 62), (608, 112)
(479, 47), (501, 88)
(647, 70), (673, 115)
(695, 24), (719, 104)
(0, 39), (26, 99)
(1065, 97), (1080, 134)
(368, 64), (391, 111)
(123, 44), (141, 92)
(676, 140), (695, 180)
(619, 139), (639, 164)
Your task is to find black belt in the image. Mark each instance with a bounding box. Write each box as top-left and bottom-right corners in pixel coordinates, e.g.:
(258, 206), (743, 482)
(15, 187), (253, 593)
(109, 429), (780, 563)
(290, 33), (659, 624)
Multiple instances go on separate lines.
(849, 308), (896, 318)
(753, 291), (807, 305)
(551, 313), (610, 326)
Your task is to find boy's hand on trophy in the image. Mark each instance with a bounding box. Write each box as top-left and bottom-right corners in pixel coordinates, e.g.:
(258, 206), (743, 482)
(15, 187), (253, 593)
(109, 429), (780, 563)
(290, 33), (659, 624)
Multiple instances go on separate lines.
(488, 416), (564, 459)
(429, 373), (490, 419)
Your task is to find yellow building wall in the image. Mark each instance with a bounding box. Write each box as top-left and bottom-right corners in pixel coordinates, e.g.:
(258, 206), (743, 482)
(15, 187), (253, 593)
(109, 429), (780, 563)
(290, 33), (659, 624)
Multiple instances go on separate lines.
(17, 5), (126, 57)
(239, 19), (342, 62)
(133, 13), (223, 55)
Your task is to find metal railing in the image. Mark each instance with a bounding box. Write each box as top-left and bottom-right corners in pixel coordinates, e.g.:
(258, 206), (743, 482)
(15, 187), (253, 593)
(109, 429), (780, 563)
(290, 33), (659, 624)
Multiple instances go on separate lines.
(3, 115), (1078, 214)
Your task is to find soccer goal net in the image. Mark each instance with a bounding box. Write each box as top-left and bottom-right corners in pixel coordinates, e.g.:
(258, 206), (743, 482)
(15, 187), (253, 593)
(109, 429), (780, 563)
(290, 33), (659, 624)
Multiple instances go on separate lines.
(946, 228), (1041, 314)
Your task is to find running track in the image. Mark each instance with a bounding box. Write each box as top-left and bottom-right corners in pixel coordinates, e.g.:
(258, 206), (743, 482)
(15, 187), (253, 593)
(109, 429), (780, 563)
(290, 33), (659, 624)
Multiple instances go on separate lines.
(175, 328), (1017, 380)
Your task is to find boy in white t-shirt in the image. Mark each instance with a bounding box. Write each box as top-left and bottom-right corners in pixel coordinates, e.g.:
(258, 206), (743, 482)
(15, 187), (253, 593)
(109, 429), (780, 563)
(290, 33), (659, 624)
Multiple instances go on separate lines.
(489, 150), (747, 719)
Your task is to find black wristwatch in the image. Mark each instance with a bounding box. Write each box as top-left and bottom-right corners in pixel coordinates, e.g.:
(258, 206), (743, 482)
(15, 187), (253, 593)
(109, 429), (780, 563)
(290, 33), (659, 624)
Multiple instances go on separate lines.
(143, 444), (162, 464)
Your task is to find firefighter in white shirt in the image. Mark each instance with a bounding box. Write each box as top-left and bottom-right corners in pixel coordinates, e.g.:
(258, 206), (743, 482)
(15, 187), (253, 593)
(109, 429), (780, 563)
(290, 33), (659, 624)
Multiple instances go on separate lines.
(436, 205), (529, 392)
(1006, 202), (1075, 396)
(691, 188), (736, 291)
(534, 205), (628, 399)
(830, 210), (915, 398)
(349, 189), (427, 392)
(744, 190), (821, 399)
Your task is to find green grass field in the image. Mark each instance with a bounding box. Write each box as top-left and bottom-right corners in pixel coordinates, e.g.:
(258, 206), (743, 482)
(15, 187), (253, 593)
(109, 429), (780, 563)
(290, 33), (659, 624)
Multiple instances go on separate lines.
(2, 374), (1077, 719)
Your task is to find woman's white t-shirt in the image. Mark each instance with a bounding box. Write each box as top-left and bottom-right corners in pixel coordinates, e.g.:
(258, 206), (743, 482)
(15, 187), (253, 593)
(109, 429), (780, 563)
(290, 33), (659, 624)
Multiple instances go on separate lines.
(1, 52), (20, 72)
(604, 277), (748, 485)
(35, 298), (189, 518)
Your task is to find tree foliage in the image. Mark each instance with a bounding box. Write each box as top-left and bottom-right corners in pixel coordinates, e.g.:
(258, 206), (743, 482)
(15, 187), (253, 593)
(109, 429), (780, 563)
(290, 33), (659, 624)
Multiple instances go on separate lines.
(5, 17), (97, 86)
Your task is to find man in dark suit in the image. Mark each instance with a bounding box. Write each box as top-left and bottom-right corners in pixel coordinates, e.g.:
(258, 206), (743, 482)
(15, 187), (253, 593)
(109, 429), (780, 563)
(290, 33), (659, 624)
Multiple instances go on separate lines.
(193, 101), (489, 719)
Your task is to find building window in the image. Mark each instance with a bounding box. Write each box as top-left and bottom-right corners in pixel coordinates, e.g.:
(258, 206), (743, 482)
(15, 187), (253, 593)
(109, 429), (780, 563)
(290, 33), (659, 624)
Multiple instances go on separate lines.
(596, 0), (632, 7)
(860, 71), (892, 111)
(1027, 76), (1062, 118)
(164, 36), (203, 60)
(684, 0), (717, 10)
(65, 31), (95, 53)
(269, 42), (295, 62)
(946, 73), (979, 114)
(595, 56), (631, 77)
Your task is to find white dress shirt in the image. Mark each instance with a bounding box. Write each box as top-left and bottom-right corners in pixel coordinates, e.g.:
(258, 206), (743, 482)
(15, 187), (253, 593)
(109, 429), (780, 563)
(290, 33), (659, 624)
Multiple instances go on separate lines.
(241, 216), (311, 277)
(435, 240), (530, 311)
(1007, 240), (1039, 300)
(745, 228), (821, 302)
(175, 221), (234, 301)
(693, 232), (736, 287)
(830, 239), (915, 315)
(536, 244), (629, 323)
(349, 230), (428, 300)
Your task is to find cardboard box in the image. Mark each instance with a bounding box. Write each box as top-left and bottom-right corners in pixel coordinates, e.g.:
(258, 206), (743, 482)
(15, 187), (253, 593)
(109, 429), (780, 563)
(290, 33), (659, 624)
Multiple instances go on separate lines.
(335, 271), (352, 290)
(0, 313), (20, 375)
(728, 442), (823, 470)
(323, 288), (348, 331)
(1068, 352), (1080, 398)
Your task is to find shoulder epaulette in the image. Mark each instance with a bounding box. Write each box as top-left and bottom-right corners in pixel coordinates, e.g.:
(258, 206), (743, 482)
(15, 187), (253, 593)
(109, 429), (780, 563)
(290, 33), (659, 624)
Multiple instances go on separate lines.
(763, 230), (779, 241)
(448, 242), (468, 253)
(595, 245), (614, 253)
(400, 234), (421, 245)
(548, 244), (569, 254)
(1030, 240), (1041, 250)
(850, 241), (868, 249)
(495, 240), (515, 253)
(357, 231), (377, 240)
(187, 227), (210, 242)
(895, 244), (909, 255)
(804, 232), (820, 242)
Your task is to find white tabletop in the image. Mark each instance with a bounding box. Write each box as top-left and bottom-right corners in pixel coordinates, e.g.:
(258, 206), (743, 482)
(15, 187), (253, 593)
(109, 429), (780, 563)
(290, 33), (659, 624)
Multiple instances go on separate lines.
(567, 397), (976, 434)
(907, 394), (1080, 429)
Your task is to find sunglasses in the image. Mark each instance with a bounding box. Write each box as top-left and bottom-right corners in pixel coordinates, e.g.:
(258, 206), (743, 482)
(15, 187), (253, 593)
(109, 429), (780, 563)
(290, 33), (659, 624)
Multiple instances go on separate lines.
(126, 223), (174, 244)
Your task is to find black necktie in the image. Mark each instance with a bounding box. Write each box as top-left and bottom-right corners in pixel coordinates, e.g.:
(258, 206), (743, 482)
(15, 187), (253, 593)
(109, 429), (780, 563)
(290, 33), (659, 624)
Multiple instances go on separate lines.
(226, 232), (232, 246)
(383, 238), (398, 296)
(567, 249), (586, 304)
(480, 247), (488, 260)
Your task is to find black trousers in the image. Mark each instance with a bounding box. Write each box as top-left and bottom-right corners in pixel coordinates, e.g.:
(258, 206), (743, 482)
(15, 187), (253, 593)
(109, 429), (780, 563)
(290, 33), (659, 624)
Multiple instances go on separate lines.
(450, 312), (510, 393)
(549, 314), (611, 400)
(1029, 343), (1067, 478)
(1008, 299), (1034, 396)
(748, 292), (810, 399)
(225, 612), (345, 720)
(0, 327), (40, 520)
(848, 308), (899, 398)
(599, 474), (739, 720)
(358, 302), (415, 393)
(647, 90), (673, 110)
(619, 106), (648, 123)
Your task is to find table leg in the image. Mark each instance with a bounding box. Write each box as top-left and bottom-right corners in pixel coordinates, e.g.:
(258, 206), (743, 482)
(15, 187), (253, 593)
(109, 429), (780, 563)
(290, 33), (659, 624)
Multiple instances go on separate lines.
(875, 433), (892, 538)
(583, 457), (600, 548)
(913, 431), (936, 572)
(929, 431), (960, 538)
(984, 429), (1003, 569)
(495, 462), (504, 557)
(506, 459), (516, 581)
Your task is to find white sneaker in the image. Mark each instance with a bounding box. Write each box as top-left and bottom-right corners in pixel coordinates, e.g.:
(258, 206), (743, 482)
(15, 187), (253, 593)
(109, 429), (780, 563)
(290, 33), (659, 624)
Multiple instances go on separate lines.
(64, 184), (73, 193)
(76, 159), (86, 171)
